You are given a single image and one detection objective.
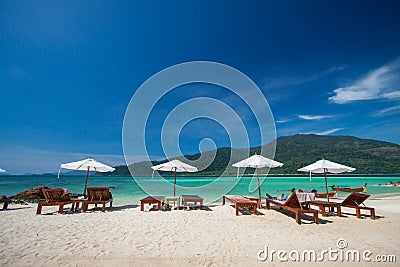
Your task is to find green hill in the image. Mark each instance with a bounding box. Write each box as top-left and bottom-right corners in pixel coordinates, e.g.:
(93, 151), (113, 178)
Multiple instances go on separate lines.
(269, 134), (400, 174)
(111, 134), (400, 176)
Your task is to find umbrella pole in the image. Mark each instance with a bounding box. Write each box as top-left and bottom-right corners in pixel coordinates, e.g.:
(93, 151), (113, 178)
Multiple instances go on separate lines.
(324, 168), (330, 202)
(256, 167), (261, 200)
(174, 167), (177, 197)
(84, 166), (89, 197)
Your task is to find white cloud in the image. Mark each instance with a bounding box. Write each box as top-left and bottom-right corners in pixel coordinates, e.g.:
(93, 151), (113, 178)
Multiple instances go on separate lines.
(263, 65), (347, 102)
(329, 58), (400, 104)
(276, 119), (290, 123)
(265, 65), (347, 88)
(309, 128), (344, 135)
(327, 65), (347, 72)
(382, 91), (400, 99)
(371, 105), (400, 117)
(298, 115), (334, 121)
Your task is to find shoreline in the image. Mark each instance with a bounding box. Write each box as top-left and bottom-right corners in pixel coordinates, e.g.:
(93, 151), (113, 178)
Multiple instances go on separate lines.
(7, 188), (400, 207)
(91, 191), (400, 208)
(2, 173), (400, 177)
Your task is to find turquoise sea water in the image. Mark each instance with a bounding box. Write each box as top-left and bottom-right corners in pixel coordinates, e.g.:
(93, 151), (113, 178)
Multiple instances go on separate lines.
(0, 175), (399, 205)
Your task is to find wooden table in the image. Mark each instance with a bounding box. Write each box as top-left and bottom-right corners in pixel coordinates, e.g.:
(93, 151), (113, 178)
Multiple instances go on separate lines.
(223, 195), (257, 216)
(182, 195), (203, 210)
(70, 198), (87, 212)
(140, 196), (165, 211)
(165, 196), (180, 209)
(307, 200), (342, 217)
(243, 196), (261, 208)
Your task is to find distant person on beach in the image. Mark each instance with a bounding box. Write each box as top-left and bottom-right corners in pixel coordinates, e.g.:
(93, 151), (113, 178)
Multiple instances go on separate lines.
(266, 188), (296, 201)
(278, 188), (296, 201)
(278, 193), (287, 201)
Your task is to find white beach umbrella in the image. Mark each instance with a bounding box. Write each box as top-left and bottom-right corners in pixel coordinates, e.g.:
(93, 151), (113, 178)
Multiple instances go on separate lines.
(151, 159), (198, 196)
(58, 157), (115, 196)
(233, 154), (283, 200)
(0, 168), (5, 173)
(298, 158), (356, 201)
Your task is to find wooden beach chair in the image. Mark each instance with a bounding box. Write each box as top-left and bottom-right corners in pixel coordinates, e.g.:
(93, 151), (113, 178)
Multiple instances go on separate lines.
(342, 193), (375, 220)
(222, 195), (257, 216)
(82, 187), (113, 212)
(340, 193), (375, 219)
(308, 193), (375, 219)
(36, 188), (75, 214)
(265, 192), (319, 225)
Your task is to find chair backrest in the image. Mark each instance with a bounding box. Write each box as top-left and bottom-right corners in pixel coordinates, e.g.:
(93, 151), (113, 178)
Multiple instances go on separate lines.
(87, 187), (111, 201)
(42, 188), (70, 202)
(283, 193), (301, 208)
(341, 193), (370, 206)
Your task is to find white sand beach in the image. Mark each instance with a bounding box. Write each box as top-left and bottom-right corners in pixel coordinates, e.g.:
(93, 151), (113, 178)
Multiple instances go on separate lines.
(1, 195), (399, 266)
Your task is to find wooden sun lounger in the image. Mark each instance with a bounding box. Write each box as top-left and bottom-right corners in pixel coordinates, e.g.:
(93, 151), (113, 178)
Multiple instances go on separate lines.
(265, 193), (319, 225)
(223, 195), (257, 216)
(341, 193), (375, 219)
(82, 187), (113, 212)
(37, 188), (75, 214)
(308, 193), (375, 219)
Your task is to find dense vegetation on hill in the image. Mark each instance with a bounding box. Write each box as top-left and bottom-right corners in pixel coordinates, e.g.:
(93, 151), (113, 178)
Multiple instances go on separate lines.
(110, 134), (400, 176)
(270, 135), (400, 174)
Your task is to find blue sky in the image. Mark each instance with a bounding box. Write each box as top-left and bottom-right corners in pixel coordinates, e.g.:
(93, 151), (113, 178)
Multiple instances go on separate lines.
(1, 1), (400, 174)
